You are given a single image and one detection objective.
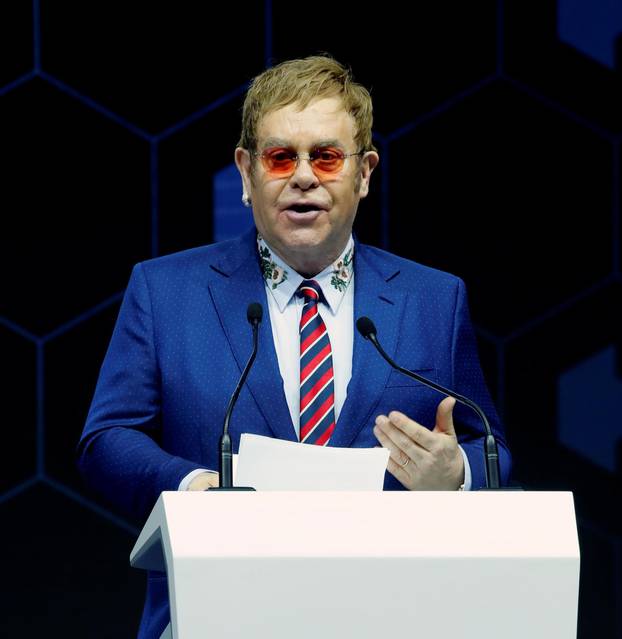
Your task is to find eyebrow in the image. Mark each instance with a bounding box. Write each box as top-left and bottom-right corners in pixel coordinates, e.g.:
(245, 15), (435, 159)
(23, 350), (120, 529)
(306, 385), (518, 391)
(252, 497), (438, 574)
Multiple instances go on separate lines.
(260, 138), (347, 151)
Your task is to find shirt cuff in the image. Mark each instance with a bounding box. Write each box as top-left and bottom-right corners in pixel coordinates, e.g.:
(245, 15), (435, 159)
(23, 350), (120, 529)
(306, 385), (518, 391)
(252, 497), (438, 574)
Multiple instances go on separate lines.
(458, 445), (472, 491)
(178, 468), (218, 491)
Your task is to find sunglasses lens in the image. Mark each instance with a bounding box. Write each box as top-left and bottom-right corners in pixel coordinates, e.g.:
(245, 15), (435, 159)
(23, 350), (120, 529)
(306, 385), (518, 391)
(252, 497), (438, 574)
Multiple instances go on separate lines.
(260, 146), (347, 177)
(311, 147), (345, 175)
(261, 148), (297, 176)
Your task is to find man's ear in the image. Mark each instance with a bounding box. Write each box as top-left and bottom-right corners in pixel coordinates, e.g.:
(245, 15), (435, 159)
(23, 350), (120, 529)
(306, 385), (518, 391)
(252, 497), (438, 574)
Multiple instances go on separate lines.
(234, 147), (253, 200)
(358, 151), (380, 199)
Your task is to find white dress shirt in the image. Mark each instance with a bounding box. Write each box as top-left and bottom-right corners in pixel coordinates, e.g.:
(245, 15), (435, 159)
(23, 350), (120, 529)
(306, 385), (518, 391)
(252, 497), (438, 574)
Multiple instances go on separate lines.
(261, 235), (355, 437)
(179, 234), (471, 490)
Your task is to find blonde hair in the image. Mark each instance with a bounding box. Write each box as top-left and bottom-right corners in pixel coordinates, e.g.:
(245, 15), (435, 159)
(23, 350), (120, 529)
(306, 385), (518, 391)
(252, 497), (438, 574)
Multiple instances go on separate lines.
(237, 55), (376, 155)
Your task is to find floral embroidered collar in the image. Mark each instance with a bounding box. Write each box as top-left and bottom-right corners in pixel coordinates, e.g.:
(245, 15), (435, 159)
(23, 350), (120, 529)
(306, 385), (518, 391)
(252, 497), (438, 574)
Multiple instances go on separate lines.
(258, 235), (289, 290)
(257, 233), (354, 313)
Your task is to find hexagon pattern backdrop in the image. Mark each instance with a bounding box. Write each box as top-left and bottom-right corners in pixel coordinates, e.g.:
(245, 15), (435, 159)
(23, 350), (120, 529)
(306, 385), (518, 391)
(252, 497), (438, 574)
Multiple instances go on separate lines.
(1, 1), (621, 637)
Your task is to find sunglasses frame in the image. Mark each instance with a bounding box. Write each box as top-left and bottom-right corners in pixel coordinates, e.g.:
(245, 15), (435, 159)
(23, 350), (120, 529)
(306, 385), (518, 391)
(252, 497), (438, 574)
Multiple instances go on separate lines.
(252, 146), (365, 178)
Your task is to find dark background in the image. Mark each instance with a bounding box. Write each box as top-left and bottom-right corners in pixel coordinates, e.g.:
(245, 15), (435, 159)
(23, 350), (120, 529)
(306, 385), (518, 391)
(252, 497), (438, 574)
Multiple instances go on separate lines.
(1, 1), (621, 636)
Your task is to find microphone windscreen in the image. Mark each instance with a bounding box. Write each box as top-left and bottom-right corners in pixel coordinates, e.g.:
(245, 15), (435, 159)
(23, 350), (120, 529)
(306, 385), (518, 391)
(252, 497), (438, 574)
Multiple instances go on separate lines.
(247, 302), (263, 324)
(356, 316), (376, 339)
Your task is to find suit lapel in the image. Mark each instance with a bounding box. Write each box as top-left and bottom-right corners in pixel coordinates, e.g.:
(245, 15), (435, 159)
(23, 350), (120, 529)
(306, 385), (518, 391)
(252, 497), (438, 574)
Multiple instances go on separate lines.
(207, 232), (407, 448)
(208, 231), (297, 442)
(330, 243), (407, 448)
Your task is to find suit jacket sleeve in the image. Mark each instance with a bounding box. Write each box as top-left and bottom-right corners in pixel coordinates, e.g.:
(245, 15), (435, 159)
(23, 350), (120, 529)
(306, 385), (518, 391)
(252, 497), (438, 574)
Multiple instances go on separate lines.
(451, 278), (512, 488)
(76, 262), (203, 520)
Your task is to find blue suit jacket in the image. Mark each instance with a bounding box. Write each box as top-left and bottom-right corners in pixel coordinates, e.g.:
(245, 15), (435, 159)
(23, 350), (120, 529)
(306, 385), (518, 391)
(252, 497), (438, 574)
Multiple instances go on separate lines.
(77, 228), (511, 638)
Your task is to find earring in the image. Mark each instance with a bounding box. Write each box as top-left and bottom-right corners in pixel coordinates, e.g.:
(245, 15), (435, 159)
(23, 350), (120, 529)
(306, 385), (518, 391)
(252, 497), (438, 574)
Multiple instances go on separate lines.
(242, 195), (251, 208)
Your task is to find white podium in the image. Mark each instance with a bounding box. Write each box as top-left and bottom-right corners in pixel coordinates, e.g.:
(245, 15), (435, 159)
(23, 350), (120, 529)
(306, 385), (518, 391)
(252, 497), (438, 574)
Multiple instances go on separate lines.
(130, 491), (580, 639)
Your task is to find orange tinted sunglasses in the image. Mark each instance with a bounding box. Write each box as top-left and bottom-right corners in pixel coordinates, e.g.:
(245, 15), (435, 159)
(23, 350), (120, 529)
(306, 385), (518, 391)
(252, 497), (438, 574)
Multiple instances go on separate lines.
(254, 146), (364, 178)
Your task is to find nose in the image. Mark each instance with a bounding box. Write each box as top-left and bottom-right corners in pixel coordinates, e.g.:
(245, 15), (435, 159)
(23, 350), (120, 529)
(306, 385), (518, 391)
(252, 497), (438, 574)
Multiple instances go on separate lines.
(288, 155), (320, 190)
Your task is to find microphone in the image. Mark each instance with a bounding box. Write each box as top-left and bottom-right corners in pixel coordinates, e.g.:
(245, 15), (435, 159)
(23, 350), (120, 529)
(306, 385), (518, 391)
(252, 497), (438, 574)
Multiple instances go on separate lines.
(247, 302), (263, 327)
(209, 302), (263, 491)
(356, 316), (500, 489)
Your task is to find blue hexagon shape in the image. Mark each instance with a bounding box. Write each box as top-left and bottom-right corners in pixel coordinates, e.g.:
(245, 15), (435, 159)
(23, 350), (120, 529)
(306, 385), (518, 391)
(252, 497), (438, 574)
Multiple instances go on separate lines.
(213, 163), (254, 242)
(558, 344), (622, 473)
(158, 95), (244, 255)
(558, 0), (622, 70)
(505, 2), (622, 134)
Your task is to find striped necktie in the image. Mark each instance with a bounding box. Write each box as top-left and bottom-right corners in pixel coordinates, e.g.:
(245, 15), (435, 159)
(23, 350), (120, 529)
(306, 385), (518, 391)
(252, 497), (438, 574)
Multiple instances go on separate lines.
(298, 280), (336, 445)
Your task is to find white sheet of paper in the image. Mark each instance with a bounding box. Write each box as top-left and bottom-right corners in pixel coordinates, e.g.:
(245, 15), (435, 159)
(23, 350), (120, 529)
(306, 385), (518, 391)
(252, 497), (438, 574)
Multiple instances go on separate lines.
(234, 433), (390, 491)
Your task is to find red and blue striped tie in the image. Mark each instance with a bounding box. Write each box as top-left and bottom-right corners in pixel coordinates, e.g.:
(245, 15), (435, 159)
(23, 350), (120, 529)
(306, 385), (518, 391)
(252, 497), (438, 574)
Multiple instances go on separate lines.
(298, 280), (336, 445)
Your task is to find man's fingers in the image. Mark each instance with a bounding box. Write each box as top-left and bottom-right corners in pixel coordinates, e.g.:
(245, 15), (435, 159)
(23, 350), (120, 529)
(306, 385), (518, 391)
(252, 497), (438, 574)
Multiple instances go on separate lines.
(375, 402), (462, 491)
(373, 417), (405, 460)
(386, 410), (436, 451)
(373, 421), (413, 481)
(385, 455), (411, 482)
(374, 415), (420, 466)
(374, 415), (426, 464)
(434, 396), (457, 436)
(187, 472), (220, 491)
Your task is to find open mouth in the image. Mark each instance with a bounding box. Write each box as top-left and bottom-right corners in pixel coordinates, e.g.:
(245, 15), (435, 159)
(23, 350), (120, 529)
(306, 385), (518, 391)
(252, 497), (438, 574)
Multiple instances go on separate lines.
(285, 204), (324, 213)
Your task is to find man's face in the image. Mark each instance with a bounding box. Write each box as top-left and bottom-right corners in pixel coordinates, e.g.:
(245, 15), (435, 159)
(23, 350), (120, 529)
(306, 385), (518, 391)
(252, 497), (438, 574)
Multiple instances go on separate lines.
(235, 97), (379, 275)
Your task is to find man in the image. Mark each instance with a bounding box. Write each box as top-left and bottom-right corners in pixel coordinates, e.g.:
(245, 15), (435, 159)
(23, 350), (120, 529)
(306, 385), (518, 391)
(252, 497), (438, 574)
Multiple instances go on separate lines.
(78, 55), (511, 638)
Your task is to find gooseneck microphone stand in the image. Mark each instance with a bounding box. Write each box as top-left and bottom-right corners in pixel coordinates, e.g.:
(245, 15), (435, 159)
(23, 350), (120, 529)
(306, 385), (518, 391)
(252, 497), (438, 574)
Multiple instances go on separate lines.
(209, 302), (263, 491)
(356, 316), (500, 489)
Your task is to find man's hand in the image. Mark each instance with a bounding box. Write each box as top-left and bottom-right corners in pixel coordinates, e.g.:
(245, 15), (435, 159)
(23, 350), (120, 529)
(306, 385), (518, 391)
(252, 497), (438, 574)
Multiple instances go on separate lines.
(187, 472), (220, 491)
(373, 396), (464, 490)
